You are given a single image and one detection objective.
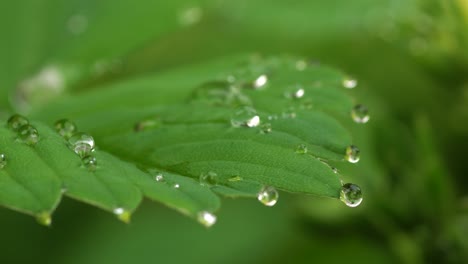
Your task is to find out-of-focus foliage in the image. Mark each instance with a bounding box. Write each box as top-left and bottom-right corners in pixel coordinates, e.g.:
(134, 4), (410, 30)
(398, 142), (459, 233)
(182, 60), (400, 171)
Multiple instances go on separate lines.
(0, 0), (467, 263)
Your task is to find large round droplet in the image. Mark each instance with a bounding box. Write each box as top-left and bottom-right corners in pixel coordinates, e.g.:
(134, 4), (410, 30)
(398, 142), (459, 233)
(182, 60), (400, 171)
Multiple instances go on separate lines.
(345, 145), (360, 163)
(231, 106), (260, 128)
(199, 171), (218, 186)
(257, 186), (279, 206)
(342, 78), (357, 89)
(18, 124), (39, 145)
(54, 119), (77, 139)
(197, 211), (217, 227)
(82, 155), (97, 171)
(69, 132), (95, 157)
(7, 114), (29, 131)
(351, 104), (370, 124)
(340, 183), (363, 207)
(0, 153), (6, 169)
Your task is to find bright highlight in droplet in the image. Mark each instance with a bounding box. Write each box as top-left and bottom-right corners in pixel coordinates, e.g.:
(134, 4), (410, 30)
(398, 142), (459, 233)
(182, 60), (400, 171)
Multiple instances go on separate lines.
(197, 211), (217, 227)
(253, 74), (268, 89)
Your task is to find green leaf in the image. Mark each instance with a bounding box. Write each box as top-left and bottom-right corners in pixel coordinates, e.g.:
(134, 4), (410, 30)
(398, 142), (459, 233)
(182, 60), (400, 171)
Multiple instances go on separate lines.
(2, 55), (357, 225)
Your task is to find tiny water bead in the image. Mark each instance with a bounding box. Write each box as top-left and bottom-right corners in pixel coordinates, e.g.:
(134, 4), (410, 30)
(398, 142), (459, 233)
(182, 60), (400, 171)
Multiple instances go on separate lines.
(295, 144), (308, 154)
(113, 208), (131, 223)
(260, 123), (272, 134)
(345, 145), (360, 163)
(18, 125), (39, 145)
(69, 133), (95, 157)
(134, 119), (160, 132)
(155, 173), (164, 182)
(231, 106), (260, 128)
(54, 119), (77, 139)
(340, 183), (363, 207)
(285, 85), (305, 99)
(82, 155), (97, 171)
(351, 104), (370, 124)
(199, 171), (218, 186)
(173, 183), (180, 189)
(228, 176), (243, 182)
(7, 114), (29, 131)
(197, 211), (217, 227)
(342, 78), (357, 89)
(0, 153), (6, 169)
(257, 186), (279, 207)
(253, 74), (268, 89)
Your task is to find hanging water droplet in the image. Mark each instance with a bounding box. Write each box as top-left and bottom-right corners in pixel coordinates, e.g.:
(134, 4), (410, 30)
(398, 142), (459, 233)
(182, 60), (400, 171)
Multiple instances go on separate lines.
(257, 186), (279, 206)
(155, 173), (164, 182)
(18, 125), (39, 145)
(345, 145), (360, 163)
(0, 153), (6, 169)
(113, 208), (131, 223)
(295, 144), (308, 154)
(342, 78), (357, 89)
(36, 212), (52, 226)
(199, 171), (218, 186)
(231, 106), (260, 128)
(54, 119), (77, 139)
(69, 132), (95, 157)
(260, 123), (272, 134)
(253, 74), (268, 89)
(7, 114), (29, 131)
(82, 155), (97, 171)
(340, 183), (363, 207)
(285, 85), (305, 99)
(197, 211), (217, 227)
(351, 104), (370, 124)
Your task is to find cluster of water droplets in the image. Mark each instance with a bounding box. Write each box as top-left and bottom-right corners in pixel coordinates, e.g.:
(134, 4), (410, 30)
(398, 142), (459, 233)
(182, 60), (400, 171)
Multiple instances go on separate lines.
(54, 119), (97, 171)
(7, 114), (40, 145)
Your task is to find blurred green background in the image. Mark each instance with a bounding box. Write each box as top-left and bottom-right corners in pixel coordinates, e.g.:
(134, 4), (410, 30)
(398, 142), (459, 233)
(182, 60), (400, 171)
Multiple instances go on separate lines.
(1, 0), (467, 263)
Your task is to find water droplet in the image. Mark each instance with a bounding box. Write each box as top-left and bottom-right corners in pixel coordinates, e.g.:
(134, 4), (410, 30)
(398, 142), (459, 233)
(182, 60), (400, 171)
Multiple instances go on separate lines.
(253, 74), (268, 89)
(257, 186), (279, 206)
(67, 14), (88, 35)
(295, 144), (308, 154)
(36, 212), (52, 226)
(228, 176), (243, 182)
(174, 183), (180, 189)
(342, 78), (357, 89)
(351, 104), (370, 124)
(54, 119), (77, 139)
(332, 167), (338, 174)
(231, 106), (261, 128)
(260, 123), (272, 134)
(197, 211), (217, 227)
(18, 125), (39, 145)
(340, 183), (363, 207)
(155, 173), (164, 182)
(82, 155), (97, 171)
(178, 6), (203, 26)
(199, 171), (218, 186)
(0, 153), (6, 169)
(69, 133), (95, 157)
(285, 85), (305, 99)
(282, 107), (296, 119)
(7, 114), (29, 131)
(345, 145), (360, 163)
(113, 208), (131, 223)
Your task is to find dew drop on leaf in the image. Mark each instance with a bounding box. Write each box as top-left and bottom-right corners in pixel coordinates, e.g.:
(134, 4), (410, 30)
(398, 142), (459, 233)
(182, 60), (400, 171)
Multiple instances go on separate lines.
(345, 145), (360, 163)
(231, 106), (260, 128)
(253, 74), (268, 89)
(295, 60), (307, 71)
(36, 212), (52, 226)
(54, 119), (77, 139)
(18, 124), (39, 145)
(199, 171), (218, 186)
(260, 123), (272, 134)
(340, 183), (363, 207)
(228, 176), (243, 182)
(197, 211), (217, 227)
(342, 78), (357, 89)
(257, 186), (279, 206)
(134, 119), (160, 132)
(0, 153), (6, 169)
(155, 173), (164, 182)
(285, 85), (305, 99)
(7, 114), (29, 131)
(69, 133), (95, 157)
(295, 144), (308, 154)
(113, 208), (131, 223)
(173, 183), (180, 189)
(82, 155), (97, 171)
(351, 104), (370, 124)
